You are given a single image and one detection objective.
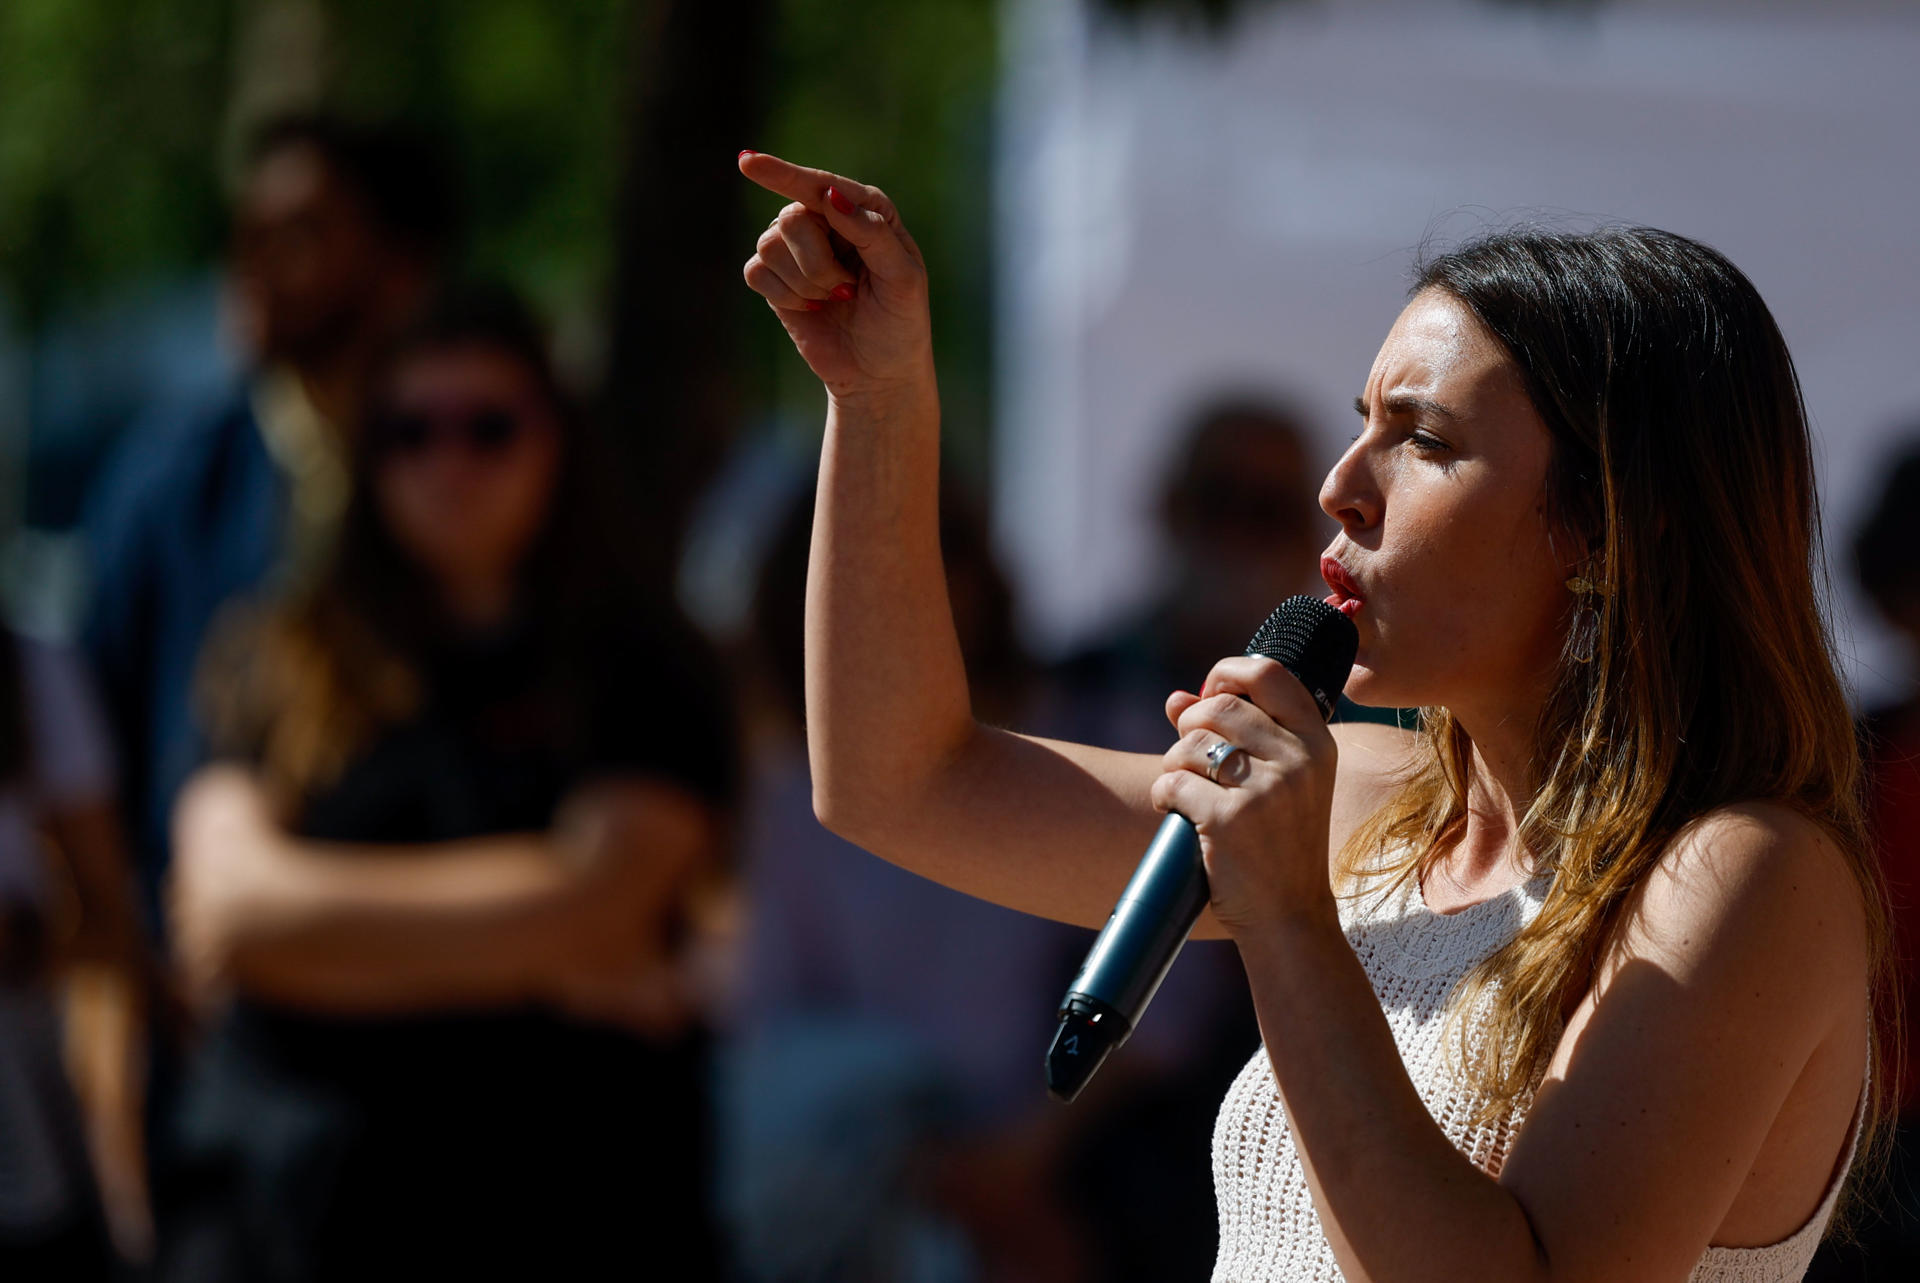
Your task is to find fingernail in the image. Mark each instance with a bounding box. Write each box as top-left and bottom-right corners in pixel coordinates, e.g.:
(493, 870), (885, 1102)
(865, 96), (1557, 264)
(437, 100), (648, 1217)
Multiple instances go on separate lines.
(827, 186), (857, 216)
(804, 301), (825, 312)
(830, 283), (855, 302)
(738, 150), (756, 159)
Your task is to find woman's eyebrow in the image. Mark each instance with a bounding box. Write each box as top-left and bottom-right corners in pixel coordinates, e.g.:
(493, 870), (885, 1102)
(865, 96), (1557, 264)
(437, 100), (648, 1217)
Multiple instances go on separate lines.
(1371, 391), (1460, 420)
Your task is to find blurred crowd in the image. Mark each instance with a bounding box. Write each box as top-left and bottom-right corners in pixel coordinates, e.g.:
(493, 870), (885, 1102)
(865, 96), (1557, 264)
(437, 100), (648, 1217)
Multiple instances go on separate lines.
(1, 112), (1917, 1283)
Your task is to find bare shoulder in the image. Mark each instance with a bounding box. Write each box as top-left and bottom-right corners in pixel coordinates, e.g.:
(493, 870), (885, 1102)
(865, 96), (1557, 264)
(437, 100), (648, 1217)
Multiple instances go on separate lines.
(1608, 800), (1869, 1005)
(1507, 801), (1874, 1265)
(1327, 720), (1417, 852)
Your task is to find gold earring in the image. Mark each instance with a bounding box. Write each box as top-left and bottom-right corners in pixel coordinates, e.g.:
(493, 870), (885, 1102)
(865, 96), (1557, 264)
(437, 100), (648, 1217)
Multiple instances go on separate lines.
(1565, 570), (1610, 664)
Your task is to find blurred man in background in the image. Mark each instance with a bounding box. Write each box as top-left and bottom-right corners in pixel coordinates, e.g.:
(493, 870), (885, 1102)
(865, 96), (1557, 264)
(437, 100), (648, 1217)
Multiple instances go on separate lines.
(81, 115), (456, 925)
(1809, 436), (1920, 1280)
(0, 629), (151, 1279)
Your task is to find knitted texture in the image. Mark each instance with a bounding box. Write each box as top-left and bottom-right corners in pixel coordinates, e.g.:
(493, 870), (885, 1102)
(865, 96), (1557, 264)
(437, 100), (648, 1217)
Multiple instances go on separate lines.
(1210, 868), (1862, 1282)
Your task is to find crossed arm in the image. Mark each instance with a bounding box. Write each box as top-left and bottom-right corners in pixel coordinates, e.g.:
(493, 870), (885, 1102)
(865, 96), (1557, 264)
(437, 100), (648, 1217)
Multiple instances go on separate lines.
(169, 766), (717, 1028)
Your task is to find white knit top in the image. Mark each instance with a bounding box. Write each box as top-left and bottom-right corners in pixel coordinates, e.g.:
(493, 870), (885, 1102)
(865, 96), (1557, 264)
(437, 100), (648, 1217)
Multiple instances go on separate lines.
(1210, 867), (1865, 1282)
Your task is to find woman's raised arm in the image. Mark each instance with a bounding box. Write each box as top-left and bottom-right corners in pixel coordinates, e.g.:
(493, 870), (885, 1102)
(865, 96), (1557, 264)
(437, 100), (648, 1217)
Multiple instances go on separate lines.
(739, 153), (1175, 929)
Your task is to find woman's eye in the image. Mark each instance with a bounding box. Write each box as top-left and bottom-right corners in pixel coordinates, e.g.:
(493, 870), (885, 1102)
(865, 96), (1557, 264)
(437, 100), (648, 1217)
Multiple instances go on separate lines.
(1408, 430), (1451, 454)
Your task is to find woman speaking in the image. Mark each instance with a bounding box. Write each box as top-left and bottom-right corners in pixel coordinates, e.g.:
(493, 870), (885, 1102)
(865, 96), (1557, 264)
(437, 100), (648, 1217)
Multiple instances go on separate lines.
(736, 151), (1887, 1282)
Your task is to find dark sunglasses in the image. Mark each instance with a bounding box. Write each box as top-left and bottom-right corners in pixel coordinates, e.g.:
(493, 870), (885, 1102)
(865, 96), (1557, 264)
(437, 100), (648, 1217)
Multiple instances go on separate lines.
(374, 406), (525, 457)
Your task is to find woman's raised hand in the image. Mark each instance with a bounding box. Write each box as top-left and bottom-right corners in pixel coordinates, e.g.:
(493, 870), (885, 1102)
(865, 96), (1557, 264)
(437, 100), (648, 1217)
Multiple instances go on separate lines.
(738, 152), (933, 403)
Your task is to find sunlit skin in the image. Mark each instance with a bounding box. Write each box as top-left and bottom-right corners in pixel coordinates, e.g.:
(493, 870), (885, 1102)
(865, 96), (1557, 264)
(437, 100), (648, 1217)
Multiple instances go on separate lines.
(1159, 289), (1579, 919)
(1262, 289), (1575, 901)
(1325, 291), (1570, 716)
(738, 151), (1869, 1280)
(373, 344), (561, 629)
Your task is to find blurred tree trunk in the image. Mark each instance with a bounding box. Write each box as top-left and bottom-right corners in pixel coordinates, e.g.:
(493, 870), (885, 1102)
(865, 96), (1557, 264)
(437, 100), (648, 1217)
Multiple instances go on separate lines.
(601, 0), (771, 592)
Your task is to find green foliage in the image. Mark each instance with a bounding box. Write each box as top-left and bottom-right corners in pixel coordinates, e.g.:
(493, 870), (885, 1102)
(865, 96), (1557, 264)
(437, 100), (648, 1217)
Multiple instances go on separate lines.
(0, 0), (997, 459)
(321, 0), (629, 313)
(0, 0), (234, 325)
(752, 0), (997, 469)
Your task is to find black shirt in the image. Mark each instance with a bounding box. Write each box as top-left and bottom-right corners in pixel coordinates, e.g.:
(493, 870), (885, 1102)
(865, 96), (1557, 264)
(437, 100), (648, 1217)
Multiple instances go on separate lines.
(170, 611), (736, 1282)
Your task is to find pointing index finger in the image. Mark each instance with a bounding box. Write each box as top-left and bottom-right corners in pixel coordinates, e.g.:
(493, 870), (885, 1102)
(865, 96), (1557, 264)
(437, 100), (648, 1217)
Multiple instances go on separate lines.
(738, 152), (879, 215)
(738, 151), (919, 281)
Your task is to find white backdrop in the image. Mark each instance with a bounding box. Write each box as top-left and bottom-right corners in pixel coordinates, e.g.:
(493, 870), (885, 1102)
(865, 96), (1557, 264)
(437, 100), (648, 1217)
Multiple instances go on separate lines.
(993, 0), (1920, 706)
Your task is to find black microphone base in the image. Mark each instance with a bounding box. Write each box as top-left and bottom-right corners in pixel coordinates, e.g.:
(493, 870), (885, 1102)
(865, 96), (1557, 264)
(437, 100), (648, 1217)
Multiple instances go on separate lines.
(1045, 993), (1132, 1103)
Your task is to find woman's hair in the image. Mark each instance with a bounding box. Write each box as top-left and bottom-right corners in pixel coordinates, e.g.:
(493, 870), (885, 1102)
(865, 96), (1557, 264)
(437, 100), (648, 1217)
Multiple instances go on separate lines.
(200, 284), (664, 815)
(1337, 228), (1895, 1175)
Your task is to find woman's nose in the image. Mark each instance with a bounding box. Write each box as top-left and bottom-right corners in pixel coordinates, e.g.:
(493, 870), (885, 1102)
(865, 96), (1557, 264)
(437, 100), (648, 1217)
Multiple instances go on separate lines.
(1319, 438), (1382, 533)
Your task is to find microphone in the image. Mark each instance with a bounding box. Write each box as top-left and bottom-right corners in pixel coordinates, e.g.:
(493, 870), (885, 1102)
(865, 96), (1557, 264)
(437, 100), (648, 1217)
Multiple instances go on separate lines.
(1044, 595), (1358, 1104)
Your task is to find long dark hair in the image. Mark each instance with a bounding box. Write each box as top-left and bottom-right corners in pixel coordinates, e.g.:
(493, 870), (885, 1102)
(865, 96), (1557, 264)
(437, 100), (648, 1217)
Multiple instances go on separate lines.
(202, 285), (667, 814)
(1340, 228), (1893, 1166)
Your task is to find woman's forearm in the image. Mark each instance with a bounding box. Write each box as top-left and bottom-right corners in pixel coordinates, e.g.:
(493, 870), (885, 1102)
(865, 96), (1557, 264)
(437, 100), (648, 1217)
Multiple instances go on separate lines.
(805, 377), (975, 840)
(804, 384), (1200, 929)
(219, 834), (577, 1011)
(1237, 912), (1548, 1283)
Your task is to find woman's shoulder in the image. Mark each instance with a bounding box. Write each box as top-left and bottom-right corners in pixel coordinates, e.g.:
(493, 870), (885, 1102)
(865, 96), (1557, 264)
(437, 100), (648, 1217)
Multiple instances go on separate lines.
(1644, 802), (1864, 923)
(1608, 801), (1870, 1008)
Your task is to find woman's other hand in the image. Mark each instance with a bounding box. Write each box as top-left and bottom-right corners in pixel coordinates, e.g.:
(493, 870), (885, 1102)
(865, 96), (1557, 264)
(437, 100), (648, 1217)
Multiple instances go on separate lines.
(1157, 658), (1341, 936)
(738, 152), (933, 404)
(543, 779), (721, 1037)
(168, 765), (296, 1008)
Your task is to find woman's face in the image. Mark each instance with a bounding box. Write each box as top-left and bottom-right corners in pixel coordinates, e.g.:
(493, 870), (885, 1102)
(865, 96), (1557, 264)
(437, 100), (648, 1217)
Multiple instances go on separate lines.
(371, 343), (563, 598)
(1318, 288), (1574, 719)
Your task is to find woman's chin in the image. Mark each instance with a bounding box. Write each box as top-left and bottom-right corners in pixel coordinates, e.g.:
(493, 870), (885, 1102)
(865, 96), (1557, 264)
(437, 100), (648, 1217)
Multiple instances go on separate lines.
(1341, 664), (1422, 713)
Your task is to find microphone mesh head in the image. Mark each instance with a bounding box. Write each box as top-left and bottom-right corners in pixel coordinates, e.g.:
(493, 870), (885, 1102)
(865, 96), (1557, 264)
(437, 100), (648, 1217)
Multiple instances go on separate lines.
(1245, 595), (1359, 723)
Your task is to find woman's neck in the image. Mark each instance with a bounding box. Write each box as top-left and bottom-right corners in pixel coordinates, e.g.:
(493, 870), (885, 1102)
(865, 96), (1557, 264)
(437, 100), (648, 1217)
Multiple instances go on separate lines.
(438, 572), (519, 632)
(1442, 701), (1548, 896)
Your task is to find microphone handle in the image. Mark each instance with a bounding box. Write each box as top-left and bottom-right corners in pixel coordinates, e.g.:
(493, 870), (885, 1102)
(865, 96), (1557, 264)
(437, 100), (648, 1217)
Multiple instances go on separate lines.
(1045, 811), (1209, 1101)
(1069, 811), (1210, 1017)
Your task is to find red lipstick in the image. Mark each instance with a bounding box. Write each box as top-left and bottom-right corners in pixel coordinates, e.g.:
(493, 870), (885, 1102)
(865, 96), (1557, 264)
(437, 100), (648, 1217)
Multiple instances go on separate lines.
(1320, 556), (1365, 618)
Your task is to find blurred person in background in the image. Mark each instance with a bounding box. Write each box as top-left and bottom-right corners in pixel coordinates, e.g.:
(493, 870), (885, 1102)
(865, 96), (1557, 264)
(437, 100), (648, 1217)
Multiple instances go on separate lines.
(728, 479), (1094, 1283)
(1060, 398), (1329, 705)
(81, 113), (456, 929)
(0, 629), (152, 1279)
(1058, 398), (1406, 759)
(1808, 439), (1920, 1280)
(158, 288), (737, 1282)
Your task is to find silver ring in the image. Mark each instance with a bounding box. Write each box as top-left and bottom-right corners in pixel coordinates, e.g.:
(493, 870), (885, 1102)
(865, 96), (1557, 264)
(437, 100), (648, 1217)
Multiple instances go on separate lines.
(1205, 739), (1244, 785)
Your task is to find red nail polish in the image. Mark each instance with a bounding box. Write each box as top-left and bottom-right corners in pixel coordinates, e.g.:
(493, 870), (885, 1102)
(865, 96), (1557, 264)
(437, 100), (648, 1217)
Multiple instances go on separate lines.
(827, 186), (857, 216)
(830, 283), (855, 302)
(738, 150), (756, 159)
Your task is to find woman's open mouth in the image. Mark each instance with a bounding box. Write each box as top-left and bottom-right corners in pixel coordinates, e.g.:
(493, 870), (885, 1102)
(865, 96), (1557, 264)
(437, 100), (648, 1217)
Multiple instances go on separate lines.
(1320, 556), (1365, 618)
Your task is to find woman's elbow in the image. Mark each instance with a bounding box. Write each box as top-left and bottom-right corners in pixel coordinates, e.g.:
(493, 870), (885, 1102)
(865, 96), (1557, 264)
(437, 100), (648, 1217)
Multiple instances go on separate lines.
(810, 775), (869, 844)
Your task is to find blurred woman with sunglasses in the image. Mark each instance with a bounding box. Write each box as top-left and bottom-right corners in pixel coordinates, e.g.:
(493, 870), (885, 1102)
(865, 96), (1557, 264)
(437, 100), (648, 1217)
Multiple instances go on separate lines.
(161, 287), (737, 1282)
